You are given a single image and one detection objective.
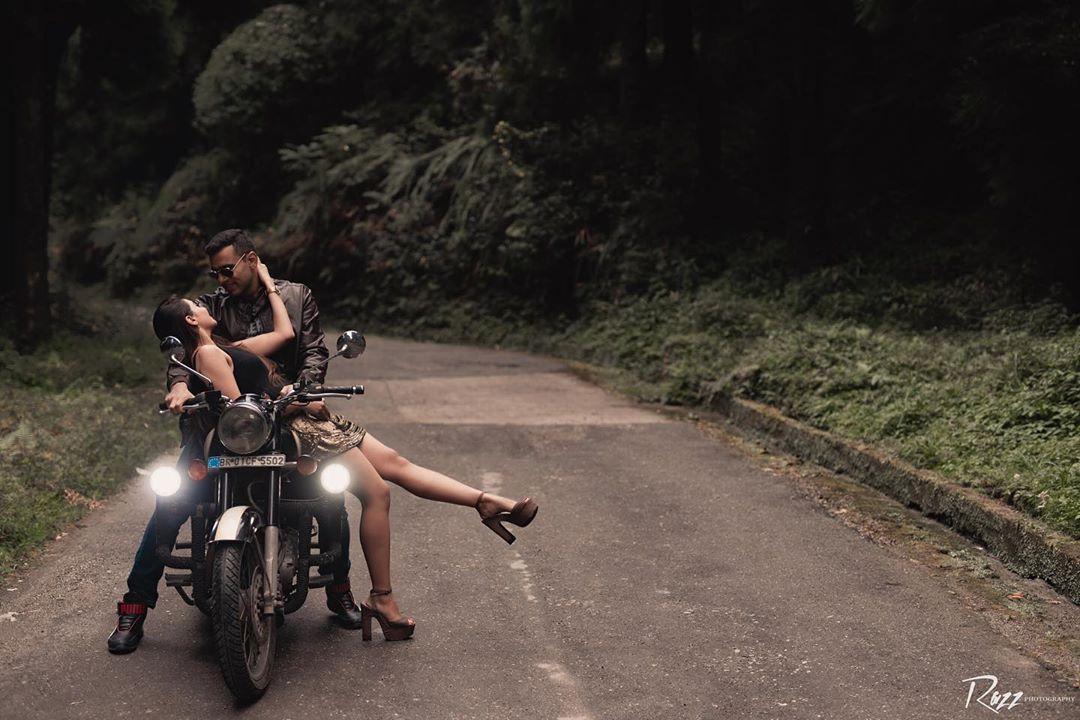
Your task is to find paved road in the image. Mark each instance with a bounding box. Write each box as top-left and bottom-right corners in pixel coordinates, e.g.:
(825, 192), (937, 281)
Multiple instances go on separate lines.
(1, 337), (1077, 719)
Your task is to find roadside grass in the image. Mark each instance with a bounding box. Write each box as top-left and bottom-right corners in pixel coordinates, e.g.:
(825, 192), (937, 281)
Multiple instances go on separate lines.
(372, 272), (1080, 542)
(544, 288), (1080, 541)
(0, 287), (176, 575)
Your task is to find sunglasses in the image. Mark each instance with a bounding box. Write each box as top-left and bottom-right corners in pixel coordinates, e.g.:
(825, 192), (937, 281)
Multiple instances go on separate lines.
(207, 251), (253, 279)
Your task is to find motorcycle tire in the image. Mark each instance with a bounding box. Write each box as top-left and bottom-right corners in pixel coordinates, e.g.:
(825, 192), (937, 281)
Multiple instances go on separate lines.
(212, 542), (276, 703)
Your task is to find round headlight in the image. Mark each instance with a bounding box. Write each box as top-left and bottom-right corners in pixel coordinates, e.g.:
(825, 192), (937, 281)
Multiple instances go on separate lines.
(320, 463), (351, 493)
(217, 399), (272, 454)
(150, 466), (183, 497)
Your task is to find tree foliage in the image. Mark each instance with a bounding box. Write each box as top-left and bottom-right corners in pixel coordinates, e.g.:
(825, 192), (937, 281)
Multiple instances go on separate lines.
(40, 0), (1080, 316)
(193, 4), (337, 148)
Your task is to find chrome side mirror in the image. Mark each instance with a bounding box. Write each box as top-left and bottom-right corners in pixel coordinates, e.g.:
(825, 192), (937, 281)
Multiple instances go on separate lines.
(336, 331), (366, 359)
(160, 336), (185, 362)
(159, 335), (214, 389)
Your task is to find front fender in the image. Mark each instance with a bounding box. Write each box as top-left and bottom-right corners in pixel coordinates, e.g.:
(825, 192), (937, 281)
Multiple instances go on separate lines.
(211, 505), (261, 543)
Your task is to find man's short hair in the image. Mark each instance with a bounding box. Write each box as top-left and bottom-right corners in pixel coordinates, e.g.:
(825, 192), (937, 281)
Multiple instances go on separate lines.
(204, 228), (256, 257)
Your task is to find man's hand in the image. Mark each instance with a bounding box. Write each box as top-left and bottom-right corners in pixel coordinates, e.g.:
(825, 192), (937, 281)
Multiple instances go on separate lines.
(165, 383), (194, 415)
(277, 383), (329, 419)
(304, 401), (331, 420)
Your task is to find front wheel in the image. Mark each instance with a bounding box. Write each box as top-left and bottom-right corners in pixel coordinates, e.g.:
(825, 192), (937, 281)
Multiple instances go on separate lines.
(212, 542), (276, 702)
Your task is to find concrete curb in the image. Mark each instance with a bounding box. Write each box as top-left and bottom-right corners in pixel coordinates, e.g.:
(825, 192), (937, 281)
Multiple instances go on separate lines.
(713, 396), (1080, 606)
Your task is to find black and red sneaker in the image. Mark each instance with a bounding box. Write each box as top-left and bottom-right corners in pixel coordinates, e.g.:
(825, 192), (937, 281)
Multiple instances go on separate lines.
(326, 582), (364, 629)
(107, 602), (147, 654)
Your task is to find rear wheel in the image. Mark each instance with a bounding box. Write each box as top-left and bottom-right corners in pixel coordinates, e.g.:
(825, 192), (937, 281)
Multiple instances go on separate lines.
(212, 541), (276, 702)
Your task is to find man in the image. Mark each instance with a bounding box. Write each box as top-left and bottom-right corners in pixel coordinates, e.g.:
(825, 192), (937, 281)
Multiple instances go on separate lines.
(108, 229), (368, 653)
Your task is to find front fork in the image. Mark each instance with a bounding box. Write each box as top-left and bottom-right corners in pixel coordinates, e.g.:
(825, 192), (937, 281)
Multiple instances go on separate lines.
(260, 468), (281, 615)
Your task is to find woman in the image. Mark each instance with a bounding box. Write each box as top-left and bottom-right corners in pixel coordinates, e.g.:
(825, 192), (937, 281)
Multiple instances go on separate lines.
(154, 262), (538, 638)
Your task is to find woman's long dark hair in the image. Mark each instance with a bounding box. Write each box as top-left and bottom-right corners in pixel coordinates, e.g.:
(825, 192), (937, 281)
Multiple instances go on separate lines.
(153, 297), (203, 365)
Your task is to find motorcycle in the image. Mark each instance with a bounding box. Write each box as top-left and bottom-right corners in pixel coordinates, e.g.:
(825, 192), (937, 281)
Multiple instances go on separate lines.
(149, 331), (366, 702)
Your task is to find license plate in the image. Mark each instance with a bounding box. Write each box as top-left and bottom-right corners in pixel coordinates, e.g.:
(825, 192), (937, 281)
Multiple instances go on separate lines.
(207, 454), (286, 469)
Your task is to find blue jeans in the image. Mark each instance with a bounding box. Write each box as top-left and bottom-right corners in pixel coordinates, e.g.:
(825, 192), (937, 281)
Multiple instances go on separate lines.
(124, 500), (188, 608)
(123, 445), (352, 607)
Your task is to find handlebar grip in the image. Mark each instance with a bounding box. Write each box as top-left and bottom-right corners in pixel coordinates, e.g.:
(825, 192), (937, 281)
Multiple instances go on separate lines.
(158, 392), (216, 413)
(316, 385), (364, 395)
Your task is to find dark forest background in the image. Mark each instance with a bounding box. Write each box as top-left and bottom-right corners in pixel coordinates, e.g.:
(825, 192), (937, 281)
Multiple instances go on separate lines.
(8, 1), (1080, 548)
(8, 0), (1080, 343)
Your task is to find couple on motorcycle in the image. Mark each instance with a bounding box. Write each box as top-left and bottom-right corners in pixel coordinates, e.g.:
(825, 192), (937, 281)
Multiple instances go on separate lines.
(108, 228), (539, 653)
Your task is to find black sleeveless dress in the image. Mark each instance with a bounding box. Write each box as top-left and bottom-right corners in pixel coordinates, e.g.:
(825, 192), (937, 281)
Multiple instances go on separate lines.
(191, 345), (272, 397)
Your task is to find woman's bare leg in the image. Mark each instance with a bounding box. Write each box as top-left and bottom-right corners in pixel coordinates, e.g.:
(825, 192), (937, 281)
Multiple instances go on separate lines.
(359, 433), (518, 518)
(337, 446), (411, 624)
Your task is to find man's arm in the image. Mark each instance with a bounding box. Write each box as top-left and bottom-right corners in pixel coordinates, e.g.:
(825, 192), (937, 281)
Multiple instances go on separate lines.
(296, 286), (329, 387)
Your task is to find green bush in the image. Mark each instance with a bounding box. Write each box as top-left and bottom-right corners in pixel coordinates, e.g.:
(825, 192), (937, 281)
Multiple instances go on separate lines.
(193, 4), (340, 148)
(269, 120), (582, 320)
(84, 151), (243, 296)
(94, 194), (151, 297)
(265, 112), (700, 326)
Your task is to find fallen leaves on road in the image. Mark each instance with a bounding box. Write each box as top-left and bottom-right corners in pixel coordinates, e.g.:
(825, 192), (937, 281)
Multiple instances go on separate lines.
(63, 488), (103, 510)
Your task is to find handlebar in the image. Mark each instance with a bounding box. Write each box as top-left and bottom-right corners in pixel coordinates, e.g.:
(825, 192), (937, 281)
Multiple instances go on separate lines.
(158, 402), (209, 415)
(157, 390), (222, 415)
(291, 385), (365, 404)
(309, 385), (365, 396)
(156, 386), (363, 415)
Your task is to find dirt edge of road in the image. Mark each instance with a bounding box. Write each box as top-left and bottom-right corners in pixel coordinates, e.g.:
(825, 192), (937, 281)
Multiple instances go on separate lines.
(718, 396), (1080, 606)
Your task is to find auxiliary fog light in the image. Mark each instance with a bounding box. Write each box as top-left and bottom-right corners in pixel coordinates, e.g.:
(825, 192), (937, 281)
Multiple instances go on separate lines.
(320, 462), (350, 493)
(150, 466), (183, 497)
(296, 455), (319, 476)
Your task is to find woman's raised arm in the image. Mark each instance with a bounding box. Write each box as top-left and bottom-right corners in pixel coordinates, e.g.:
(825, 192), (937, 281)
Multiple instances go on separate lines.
(234, 259), (295, 357)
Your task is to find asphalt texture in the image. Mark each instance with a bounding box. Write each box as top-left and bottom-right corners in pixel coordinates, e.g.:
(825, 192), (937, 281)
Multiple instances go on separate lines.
(1, 336), (1077, 719)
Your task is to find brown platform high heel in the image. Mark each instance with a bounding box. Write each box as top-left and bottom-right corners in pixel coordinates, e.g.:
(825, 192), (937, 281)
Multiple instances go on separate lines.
(476, 492), (539, 545)
(360, 588), (416, 641)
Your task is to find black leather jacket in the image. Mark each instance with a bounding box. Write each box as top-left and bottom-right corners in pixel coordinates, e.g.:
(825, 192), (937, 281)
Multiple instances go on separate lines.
(167, 279), (329, 391)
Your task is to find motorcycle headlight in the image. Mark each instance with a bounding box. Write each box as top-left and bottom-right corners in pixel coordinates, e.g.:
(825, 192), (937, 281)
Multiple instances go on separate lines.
(150, 466), (182, 497)
(320, 463), (350, 493)
(217, 398), (272, 455)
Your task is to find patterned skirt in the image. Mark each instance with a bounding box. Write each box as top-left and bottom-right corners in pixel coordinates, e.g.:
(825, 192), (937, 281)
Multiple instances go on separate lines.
(284, 412), (367, 460)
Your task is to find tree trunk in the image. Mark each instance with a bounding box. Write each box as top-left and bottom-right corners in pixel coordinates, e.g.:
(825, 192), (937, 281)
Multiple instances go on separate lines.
(782, 3), (833, 267)
(696, 1), (742, 200)
(1, 6), (14, 312)
(618, 0), (648, 121)
(10, 2), (74, 349)
(662, 0), (694, 91)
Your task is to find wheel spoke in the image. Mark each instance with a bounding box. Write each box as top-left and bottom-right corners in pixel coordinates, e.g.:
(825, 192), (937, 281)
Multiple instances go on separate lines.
(244, 547), (269, 673)
(239, 586), (252, 624)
